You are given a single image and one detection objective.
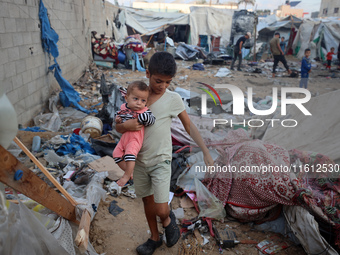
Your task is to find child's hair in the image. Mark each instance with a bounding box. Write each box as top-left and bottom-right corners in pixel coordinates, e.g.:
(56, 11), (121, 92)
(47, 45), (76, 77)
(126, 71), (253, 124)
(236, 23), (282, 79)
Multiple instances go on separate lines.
(331, 47), (335, 51)
(305, 48), (311, 53)
(127, 81), (149, 95)
(281, 37), (285, 40)
(148, 52), (177, 77)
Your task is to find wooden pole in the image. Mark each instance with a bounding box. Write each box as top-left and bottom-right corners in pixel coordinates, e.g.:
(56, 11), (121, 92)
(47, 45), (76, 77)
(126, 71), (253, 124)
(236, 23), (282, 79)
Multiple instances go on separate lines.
(0, 145), (78, 223)
(13, 137), (78, 206)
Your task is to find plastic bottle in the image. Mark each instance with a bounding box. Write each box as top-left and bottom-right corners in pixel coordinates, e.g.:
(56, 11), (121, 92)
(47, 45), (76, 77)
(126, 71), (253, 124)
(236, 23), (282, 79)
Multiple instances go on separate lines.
(32, 136), (41, 153)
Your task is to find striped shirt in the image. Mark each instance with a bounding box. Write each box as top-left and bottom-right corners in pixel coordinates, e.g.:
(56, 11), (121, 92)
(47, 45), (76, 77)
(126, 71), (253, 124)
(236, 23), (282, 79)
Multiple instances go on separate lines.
(116, 103), (155, 127)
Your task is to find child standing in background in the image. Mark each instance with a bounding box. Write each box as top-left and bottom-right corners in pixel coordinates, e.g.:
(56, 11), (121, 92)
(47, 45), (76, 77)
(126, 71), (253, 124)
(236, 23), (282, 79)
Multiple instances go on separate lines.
(326, 47), (335, 70)
(300, 48), (312, 89)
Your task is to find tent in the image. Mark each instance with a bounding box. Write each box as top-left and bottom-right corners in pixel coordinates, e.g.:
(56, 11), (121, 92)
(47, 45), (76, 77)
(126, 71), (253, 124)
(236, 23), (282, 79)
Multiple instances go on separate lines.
(189, 7), (234, 48)
(291, 19), (320, 59)
(258, 15), (302, 42)
(112, 6), (235, 49)
(307, 20), (339, 61)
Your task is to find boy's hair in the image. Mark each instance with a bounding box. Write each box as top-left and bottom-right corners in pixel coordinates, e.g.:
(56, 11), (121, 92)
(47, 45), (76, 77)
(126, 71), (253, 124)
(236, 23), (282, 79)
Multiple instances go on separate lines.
(305, 48), (311, 53)
(331, 47), (335, 50)
(127, 81), (149, 95)
(148, 52), (177, 77)
(281, 37), (285, 40)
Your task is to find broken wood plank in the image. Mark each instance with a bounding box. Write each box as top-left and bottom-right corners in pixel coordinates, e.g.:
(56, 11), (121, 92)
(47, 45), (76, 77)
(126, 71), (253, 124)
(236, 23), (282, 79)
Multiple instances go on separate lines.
(0, 145), (78, 223)
(75, 209), (91, 252)
(13, 137), (77, 206)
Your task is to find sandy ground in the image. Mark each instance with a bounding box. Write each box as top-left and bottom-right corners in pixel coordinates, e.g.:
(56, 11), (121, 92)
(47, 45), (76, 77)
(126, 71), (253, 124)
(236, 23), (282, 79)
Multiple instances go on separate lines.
(14, 56), (340, 255)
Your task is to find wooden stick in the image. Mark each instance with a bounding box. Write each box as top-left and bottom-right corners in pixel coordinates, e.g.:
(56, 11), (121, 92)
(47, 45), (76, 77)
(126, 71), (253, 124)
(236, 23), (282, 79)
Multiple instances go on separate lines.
(75, 209), (91, 252)
(13, 137), (78, 206)
(146, 34), (154, 47)
(0, 145), (78, 223)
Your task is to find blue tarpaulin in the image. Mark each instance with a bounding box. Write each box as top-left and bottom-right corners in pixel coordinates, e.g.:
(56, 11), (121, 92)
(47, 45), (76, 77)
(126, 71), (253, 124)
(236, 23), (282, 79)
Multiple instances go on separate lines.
(39, 0), (97, 114)
(56, 133), (95, 155)
(48, 63), (93, 114)
(39, 0), (59, 58)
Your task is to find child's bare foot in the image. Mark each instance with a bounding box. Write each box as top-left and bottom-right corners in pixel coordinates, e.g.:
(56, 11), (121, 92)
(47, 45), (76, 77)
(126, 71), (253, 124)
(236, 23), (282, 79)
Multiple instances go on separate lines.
(117, 174), (130, 187)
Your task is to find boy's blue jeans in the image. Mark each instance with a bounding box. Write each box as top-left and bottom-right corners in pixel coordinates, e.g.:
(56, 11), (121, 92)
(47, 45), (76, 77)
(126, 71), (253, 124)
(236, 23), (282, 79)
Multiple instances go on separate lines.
(299, 77), (309, 88)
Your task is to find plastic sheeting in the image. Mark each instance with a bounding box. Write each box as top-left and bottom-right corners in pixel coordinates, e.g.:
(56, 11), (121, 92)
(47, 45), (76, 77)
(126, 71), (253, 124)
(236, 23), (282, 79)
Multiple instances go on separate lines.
(190, 7), (234, 47)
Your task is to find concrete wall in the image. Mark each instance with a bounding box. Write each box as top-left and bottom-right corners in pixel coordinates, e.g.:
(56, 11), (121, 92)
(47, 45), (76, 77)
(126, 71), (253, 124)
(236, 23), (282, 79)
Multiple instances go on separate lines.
(0, 0), (118, 125)
(319, 0), (340, 17)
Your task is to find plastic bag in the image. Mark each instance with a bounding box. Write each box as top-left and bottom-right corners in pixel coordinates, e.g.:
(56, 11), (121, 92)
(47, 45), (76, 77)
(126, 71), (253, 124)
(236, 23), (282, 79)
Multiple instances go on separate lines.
(195, 178), (226, 220)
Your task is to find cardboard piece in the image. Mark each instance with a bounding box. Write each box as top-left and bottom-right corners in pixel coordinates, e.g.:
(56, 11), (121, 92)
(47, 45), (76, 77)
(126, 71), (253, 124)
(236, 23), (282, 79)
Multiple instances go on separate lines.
(88, 156), (124, 181)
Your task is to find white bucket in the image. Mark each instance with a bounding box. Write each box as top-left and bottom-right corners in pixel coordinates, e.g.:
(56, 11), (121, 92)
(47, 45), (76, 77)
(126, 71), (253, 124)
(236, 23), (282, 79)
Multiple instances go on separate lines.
(80, 116), (103, 138)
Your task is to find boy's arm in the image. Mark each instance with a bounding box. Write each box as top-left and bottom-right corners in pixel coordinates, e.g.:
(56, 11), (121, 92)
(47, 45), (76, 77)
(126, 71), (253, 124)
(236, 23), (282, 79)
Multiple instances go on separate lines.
(116, 119), (143, 133)
(178, 110), (214, 166)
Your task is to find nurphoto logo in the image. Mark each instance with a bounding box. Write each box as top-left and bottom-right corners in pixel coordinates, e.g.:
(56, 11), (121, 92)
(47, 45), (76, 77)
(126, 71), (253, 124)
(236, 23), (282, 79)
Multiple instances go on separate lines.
(200, 84), (312, 128)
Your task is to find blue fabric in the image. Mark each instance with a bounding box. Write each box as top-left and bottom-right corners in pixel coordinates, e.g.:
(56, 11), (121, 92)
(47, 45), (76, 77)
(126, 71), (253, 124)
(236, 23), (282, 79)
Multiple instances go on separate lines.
(20, 127), (47, 132)
(132, 53), (145, 72)
(192, 63), (205, 71)
(49, 63), (95, 114)
(56, 133), (95, 155)
(301, 56), (311, 78)
(39, 0), (59, 58)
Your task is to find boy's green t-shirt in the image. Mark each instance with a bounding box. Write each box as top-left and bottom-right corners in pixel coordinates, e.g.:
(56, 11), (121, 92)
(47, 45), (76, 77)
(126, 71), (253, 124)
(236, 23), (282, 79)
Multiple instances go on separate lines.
(136, 89), (185, 167)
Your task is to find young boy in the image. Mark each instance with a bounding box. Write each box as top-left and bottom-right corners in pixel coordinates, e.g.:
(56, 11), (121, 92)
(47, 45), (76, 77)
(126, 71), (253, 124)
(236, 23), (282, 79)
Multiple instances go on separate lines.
(326, 47), (335, 70)
(113, 81), (156, 187)
(280, 36), (286, 55)
(116, 52), (214, 255)
(300, 48), (312, 89)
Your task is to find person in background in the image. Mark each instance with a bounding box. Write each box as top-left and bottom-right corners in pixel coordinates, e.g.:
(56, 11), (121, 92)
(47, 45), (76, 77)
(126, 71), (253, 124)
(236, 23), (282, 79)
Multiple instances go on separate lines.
(280, 36), (286, 54)
(338, 42), (340, 70)
(300, 48), (312, 89)
(230, 32), (251, 71)
(270, 32), (292, 78)
(326, 47), (335, 70)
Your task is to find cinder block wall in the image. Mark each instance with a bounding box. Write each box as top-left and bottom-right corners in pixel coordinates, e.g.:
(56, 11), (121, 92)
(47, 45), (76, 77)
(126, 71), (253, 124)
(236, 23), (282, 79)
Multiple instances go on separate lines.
(0, 0), (118, 125)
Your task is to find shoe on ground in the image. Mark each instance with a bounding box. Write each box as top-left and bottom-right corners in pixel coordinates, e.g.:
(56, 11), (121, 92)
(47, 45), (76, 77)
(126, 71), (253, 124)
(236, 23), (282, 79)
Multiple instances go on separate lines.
(230, 68), (234, 70)
(164, 210), (180, 247)
(136, 238), (163, 255)
(237, 68), (242, 71)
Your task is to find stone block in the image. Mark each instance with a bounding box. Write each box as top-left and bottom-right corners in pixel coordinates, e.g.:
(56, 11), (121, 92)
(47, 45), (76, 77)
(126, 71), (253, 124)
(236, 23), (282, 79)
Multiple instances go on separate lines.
(0, 18), (5, 33)
(4, 61), (16, 79)
(19, 5), (29, 19)
(8, 3), (21, 19)
(8, 47), (20, 62)
(0, 33), (13, 48)
(16, 18), (27, 32)
(0, 2), (9, 18)
(12, 73), (23, 90)
(22, 69), (32, 84)
(15, 59), (26, 74)
(13, 33), (24, 47)
(0, 49), (9, 65)
(4, 18), (16, 33)
(22, 32), (33, 45)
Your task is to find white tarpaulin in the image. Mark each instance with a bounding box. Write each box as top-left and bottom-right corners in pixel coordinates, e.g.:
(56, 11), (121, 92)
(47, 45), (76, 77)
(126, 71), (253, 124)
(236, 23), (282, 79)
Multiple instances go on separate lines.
(263, 90), (340, 162)
(292, 19), (320, 59)
(189, 7), (234, 47)
(123, 7), (189, 35)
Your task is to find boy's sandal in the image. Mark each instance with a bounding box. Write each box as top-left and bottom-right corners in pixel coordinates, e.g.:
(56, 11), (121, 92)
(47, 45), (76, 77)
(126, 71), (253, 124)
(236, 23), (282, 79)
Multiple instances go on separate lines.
(136, 237), (163, 255)
(164, 210), (180, 247)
